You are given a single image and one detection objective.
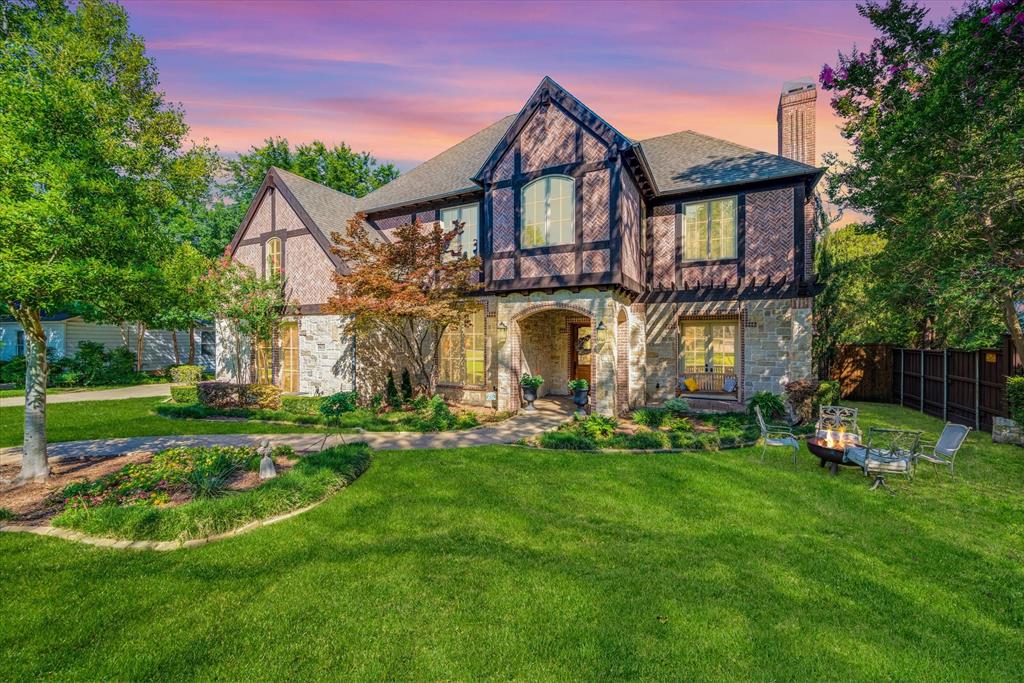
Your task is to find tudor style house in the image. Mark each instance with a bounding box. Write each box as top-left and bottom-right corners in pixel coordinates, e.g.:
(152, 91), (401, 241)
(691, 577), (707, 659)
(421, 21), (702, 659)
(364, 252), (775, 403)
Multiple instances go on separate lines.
(218, 77), (821, 415)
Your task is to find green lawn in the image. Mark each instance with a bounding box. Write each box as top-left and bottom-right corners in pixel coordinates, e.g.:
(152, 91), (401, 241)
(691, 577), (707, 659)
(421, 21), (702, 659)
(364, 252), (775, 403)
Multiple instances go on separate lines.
(0, 397), (325, 447)
(1, 402), (1022, 680)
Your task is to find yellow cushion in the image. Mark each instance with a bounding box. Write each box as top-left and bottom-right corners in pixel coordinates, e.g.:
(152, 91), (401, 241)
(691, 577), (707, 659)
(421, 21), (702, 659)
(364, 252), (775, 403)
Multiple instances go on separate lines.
(684, 378), (698, 392)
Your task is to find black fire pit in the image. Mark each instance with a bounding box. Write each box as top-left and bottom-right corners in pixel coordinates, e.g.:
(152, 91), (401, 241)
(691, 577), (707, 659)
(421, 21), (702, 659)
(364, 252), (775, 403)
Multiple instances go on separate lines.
(806, 436), (859, 476)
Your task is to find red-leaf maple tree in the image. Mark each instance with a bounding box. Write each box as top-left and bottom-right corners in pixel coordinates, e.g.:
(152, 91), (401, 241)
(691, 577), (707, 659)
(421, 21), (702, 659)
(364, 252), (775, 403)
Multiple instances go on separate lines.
(326, 214), (482, 394)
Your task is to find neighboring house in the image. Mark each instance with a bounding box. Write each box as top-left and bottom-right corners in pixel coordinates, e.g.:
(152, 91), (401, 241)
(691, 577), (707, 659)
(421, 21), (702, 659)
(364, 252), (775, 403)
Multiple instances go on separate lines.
(0, 314), (216, 372)
(219, 76), (821, 414)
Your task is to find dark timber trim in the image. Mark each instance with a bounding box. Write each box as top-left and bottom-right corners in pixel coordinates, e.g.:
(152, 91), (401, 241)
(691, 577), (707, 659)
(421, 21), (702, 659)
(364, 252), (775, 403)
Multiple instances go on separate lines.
(794, 182), (806, 283)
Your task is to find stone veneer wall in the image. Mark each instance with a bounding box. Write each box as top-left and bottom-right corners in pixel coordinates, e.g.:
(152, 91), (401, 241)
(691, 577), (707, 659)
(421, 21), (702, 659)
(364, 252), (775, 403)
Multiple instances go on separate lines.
(298, 314), (354, 396)
(644, 298), (812, 404)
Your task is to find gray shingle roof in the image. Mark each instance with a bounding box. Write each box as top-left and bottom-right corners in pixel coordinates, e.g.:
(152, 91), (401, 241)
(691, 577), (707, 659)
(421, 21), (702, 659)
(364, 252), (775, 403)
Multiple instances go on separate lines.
(358, 115), (516, 213)
(635, 130), (818, 194)
(270, 167), (361, 243)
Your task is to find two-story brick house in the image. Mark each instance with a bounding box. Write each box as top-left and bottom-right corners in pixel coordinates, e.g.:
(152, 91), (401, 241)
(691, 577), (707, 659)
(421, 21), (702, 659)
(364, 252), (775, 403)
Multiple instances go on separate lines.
(219, 76), (821, 415)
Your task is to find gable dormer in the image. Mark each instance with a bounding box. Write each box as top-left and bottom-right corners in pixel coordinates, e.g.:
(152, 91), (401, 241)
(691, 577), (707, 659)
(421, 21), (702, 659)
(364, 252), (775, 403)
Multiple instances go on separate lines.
(475, 77), (644, 294)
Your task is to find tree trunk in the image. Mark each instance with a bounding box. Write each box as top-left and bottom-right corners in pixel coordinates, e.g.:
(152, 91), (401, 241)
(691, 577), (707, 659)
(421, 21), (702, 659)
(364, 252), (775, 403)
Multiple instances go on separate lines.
(121, 322), (130, 349)
(188, 326), (196, 365)
(1003, 292), (1024, 366)
(135, 322), (146, 372)
(171, 331), (181, 366)
(10, 306), (49, 482)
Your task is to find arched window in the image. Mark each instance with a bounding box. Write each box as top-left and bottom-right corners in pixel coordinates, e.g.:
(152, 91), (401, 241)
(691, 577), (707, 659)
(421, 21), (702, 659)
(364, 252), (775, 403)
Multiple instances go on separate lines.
(521, 176), (574, 248)
(265, 237), (282, 278)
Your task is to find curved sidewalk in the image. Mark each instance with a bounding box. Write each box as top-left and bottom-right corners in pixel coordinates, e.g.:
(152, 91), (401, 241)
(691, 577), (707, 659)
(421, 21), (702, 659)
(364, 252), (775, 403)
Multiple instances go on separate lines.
(0, 400), (571, 466)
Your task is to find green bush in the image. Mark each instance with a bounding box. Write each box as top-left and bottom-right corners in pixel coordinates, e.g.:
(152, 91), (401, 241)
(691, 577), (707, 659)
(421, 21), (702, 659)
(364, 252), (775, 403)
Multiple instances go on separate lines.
(0, 356), (26, 385)
(281, 395), (323, 416)
(54, 370), (83, 387)
(170, 365), (204, 385)
(816, 380), (842, 409)
(520, 373), (544, 389)
(574, 414), (617, 440)
(320, 391), (359, 419)
(668, 431), (702, 449)
(400, 368), (414, 402)
(539, 431), (596, 450)
(609, 430), (667, 450)
(0, 508), (15, 522)
(667, 416), (693, 433)
(385, 371), (401, 409)
(242, 384), (282, 410)
(417, 395), (456, 431)
(567, 378), (589, 391)
(170, 385), (199, 404)
(53, 444), (372, 541)
(663, 398), (690, 416)
(632, 407), (668, 428)
(748, 391), (785, 420)
(1007, 376), (1024, 423)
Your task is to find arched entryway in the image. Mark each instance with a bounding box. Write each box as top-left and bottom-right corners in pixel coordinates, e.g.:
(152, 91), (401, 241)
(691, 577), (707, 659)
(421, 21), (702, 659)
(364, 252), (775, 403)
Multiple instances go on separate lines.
(508, 303), (594, 412)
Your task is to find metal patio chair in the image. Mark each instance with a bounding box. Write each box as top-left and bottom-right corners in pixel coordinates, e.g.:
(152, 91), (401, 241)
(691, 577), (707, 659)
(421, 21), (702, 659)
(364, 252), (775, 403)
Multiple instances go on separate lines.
(917, 422), (971, 478)
(816, 405), (862, 442)
(843, 427), (922, 492)
(755, 405), (799, 464)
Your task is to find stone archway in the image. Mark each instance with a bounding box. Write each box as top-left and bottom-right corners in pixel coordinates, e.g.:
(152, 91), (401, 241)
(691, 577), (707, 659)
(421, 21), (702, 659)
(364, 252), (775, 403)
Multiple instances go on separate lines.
(508, 302), (595, 412)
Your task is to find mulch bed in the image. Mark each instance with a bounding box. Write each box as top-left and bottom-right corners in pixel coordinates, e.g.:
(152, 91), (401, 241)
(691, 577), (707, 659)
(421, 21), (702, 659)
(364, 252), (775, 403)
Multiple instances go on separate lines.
(0, 452), (296, 525)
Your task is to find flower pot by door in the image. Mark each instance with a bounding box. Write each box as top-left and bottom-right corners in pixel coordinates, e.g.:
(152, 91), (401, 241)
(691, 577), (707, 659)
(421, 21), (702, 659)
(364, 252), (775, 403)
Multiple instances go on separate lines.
(573, 388), (589, 407)
(522, 386), (538, 411)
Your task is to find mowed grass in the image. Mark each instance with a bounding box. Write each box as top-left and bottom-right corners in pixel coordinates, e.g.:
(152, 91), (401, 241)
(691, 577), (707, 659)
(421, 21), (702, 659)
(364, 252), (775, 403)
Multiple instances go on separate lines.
(1, 402), (1022, 680)
(0, 397), (325, 447)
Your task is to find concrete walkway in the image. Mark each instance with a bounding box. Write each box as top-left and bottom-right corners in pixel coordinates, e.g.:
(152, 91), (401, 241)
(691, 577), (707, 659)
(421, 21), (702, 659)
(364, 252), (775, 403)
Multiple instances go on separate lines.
(0, 399), (572, 466)
(0, 383), (171, 408)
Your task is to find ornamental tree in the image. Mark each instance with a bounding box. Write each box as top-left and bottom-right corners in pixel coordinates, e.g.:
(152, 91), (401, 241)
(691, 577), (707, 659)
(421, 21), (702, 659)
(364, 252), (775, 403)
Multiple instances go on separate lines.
(821, 0), (1024, 357)
(325, 215), (482, 394)
(0, 0), (216, 480)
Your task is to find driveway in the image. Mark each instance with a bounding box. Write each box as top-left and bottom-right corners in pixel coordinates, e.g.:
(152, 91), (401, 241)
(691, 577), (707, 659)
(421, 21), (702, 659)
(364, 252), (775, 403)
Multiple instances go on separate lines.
(0, 384), (171, 409)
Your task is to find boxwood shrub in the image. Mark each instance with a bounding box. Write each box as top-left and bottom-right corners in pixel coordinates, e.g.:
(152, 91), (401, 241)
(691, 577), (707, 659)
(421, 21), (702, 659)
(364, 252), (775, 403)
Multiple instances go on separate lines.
(170, 385), (199, 404)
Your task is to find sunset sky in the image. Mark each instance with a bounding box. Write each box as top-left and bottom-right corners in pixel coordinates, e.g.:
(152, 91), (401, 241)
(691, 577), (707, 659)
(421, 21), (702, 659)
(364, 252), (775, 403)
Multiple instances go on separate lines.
(124, 0), (960, 170)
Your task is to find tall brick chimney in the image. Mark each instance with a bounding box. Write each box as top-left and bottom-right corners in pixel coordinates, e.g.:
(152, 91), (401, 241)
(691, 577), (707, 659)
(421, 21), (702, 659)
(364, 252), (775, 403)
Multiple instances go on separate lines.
(777, 79), (816, 165)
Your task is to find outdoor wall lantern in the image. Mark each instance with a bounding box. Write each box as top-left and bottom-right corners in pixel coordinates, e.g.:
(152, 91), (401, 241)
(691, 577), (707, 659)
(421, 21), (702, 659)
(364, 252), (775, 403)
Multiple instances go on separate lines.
(595, 321), (606, 345)
(497, 320), (508, 345)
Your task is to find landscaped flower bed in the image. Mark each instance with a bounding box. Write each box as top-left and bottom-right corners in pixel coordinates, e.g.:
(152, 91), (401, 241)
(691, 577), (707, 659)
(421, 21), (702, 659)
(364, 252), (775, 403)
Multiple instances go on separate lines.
(0, 444), (371, 541)
(530, 399), (814, 451)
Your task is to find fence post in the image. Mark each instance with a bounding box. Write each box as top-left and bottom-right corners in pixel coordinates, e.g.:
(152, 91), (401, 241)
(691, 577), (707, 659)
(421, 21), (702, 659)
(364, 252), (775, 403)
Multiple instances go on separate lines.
(942, 349), (948, 422)
(899, 348), (905, 407)
(974, 351), (981, 430)
(920, 349), (925, 413)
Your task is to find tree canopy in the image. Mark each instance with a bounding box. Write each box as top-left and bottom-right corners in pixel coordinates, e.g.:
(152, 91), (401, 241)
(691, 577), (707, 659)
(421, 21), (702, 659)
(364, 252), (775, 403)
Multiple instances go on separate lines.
(821, 0), (1024, 357)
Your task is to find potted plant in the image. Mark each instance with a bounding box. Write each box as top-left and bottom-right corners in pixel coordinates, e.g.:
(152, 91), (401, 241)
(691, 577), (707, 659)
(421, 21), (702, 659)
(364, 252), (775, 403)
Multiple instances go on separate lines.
(520, 373), (544, 411)
(568, 378), (589, 414)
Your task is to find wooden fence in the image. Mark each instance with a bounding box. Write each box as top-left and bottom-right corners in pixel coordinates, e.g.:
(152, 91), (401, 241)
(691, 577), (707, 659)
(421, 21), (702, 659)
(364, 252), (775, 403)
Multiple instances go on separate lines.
(829, 336), (1021, 432)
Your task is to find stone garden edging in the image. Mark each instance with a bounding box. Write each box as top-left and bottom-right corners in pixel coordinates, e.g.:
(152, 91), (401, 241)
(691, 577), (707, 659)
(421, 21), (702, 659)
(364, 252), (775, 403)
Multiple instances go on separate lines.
(0, 497), (328, 551)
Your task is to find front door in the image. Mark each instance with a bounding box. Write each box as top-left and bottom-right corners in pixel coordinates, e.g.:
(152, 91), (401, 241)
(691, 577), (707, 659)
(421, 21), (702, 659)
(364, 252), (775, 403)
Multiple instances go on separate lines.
(569, 323), (592, 383)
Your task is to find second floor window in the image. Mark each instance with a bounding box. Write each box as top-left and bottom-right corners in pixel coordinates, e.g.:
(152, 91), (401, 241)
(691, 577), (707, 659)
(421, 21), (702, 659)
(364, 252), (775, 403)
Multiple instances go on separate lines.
(265, 237), (282, 277)
(682, 197), (737, 261)
(440, 203), (479, 257)
(521, 176), (574, 248)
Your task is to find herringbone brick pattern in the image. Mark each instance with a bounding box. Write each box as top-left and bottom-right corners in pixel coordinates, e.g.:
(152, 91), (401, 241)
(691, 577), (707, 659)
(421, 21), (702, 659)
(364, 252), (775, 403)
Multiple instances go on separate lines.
(621, 175), (642, 282)
(582, 248), (610, 273)
(521, 106), (576, 172)
(652, 204), (674, 289)
(582, 169), (610, 242)
(275, 198), (305, 232)
(492, 258), (515, 280)
(493, 148), (514, 181)
(285, 233), (336, 305)
(583, 131), (606, 163)
(746, 188), (794, 281)
(679, 263), (738, 287)
(234, 243), (261, 272)
(248, 194), (273, 236)
(521, 252), (574, 278)
(492, 188), (515, 253)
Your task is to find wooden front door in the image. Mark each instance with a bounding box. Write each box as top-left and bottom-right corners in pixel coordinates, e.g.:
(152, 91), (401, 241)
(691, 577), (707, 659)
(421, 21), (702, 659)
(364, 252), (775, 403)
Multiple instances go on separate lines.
(569, 323), (592, 383)
(279, 322), (299, 393)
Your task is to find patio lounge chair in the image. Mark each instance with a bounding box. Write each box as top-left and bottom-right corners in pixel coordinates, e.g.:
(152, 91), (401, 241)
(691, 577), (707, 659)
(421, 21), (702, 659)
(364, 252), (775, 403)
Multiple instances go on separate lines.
(917, 422), (971, 478)
(754, 405), (799, 464)
(843, 427), (922, 492)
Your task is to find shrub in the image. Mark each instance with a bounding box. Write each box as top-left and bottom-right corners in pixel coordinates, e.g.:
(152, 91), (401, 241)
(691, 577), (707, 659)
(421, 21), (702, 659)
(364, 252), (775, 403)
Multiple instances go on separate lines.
(411, 394), (430, 411)
(186, 450), (243, 499)
(1008, 377), (1024, 423)
(170, 385), (200, 404)
(54, 370), (83, 387)
(369, 393), (383, 412)
(573, 414), (617, 440)
(748, 391), (786, 421)
(567, 378), (589, 391)
(242, 383), (282, 410)
(281, 395), (323, 416)
(0, 355), (26, 385)
(617, 430), (668, 450)
(385, 370), (401, 409)
(0, 507), (15, 522)
(102, 347), (138, 384)
(417, 395), (456, 431)
(632, 407), (668, 428)
(667, 416), (693, 433)
(816, 380), (842, 410)
(400, 368), (414, 402)
(539, 431), (596, 450)
(170, 364), (204, 385)
(320, 391), (359, 419)
(663, 398), (690, 416)
(783, 379), (819, 424)
(668, 431), (701, 449)
(520, 373), (544, 389)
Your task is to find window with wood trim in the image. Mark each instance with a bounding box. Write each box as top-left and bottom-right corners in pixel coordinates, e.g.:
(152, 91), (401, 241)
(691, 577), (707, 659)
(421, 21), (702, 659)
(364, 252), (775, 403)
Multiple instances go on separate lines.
(438, 305), (485, 386)
(440, 203), (480, 258)
(521, 176), (575, 248)
(265, 237), (282, 277)
(682, 197), (737, 261)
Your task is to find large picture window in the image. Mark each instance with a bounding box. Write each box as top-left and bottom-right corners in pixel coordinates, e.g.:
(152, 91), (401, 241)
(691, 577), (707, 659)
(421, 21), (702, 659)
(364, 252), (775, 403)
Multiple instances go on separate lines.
(682, 197), (737, 261)
(679, 318), (739, 394)
(521, 176), (575, 248)
(440, 203), (479, 257)
(439, 305), (485, 386)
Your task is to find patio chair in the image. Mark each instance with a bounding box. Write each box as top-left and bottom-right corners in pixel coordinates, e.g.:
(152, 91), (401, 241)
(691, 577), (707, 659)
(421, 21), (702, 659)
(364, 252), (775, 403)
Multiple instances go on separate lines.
(754, 405), (799, 464)
(816, 405), (862, 442)
(843, 427), (922, 492)
(917, 422), (971, 478)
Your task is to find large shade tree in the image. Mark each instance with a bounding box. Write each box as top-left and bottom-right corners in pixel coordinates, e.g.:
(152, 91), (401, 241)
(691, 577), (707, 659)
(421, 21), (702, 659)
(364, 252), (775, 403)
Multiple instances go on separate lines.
(0, 0), (215, 480)
(821, 0), (1024, 357)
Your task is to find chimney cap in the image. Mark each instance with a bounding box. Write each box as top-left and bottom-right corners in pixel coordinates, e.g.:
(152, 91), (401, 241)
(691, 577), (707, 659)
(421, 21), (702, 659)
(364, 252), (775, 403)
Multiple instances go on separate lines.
(781, 78), (816, 96)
